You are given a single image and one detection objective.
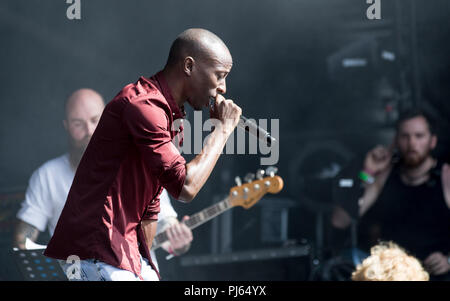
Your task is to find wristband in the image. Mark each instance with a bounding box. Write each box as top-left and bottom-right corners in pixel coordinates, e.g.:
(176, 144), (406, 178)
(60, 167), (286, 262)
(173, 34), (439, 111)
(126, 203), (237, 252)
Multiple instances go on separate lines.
(359, 171), (375, 184)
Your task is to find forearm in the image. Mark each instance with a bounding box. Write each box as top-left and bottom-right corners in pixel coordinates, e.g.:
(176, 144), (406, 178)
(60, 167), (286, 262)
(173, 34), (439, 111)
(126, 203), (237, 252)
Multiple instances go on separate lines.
(358, 169), (390, 216)
(13, 220), (40, 249)
(332, 168), (389, 229)
(358, 185), (379, 216)
(178, 125), (230, 202)
(141, 219), (158, 250)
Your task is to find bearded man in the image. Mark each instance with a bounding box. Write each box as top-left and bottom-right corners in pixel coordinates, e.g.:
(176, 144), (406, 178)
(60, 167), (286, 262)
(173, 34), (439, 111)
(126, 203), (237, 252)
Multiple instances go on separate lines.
(332, 108), (450, 280)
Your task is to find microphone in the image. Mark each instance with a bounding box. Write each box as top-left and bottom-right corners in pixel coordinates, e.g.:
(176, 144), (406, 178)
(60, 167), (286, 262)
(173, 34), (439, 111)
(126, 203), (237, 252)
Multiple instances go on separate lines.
(210, 98), (277, 147)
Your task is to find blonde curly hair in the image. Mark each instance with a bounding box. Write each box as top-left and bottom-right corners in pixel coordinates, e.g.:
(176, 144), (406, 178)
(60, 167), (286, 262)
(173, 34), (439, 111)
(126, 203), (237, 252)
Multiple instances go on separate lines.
(352, 242), (429, 281)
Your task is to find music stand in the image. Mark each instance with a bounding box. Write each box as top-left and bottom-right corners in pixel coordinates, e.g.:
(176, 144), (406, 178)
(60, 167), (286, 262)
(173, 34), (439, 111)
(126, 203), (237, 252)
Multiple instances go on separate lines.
(11, 248), (68, 281)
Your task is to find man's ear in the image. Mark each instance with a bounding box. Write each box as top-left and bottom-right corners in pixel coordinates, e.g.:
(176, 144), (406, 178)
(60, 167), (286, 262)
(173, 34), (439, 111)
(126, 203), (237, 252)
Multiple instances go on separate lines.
(183, 56), (194, 76)
(430, 134), (438, 150)
(63, 119), (68, 131)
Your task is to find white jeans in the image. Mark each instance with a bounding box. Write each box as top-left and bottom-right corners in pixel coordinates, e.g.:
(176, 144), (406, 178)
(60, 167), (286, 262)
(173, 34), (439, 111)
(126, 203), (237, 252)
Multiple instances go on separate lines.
(60, 255), (159, 281)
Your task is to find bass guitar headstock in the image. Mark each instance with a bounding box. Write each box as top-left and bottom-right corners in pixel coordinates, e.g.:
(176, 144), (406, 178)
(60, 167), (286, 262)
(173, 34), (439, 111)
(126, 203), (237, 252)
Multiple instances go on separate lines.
(229, 166), (284, 209)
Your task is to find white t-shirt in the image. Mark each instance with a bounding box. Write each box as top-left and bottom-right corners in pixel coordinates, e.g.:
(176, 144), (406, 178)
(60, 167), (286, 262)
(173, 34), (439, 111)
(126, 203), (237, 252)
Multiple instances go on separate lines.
(16, 153), (178, 269)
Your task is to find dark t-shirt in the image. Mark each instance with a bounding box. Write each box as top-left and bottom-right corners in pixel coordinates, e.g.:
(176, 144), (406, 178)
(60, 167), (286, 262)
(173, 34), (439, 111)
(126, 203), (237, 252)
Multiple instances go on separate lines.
(359, 161), (450, 261)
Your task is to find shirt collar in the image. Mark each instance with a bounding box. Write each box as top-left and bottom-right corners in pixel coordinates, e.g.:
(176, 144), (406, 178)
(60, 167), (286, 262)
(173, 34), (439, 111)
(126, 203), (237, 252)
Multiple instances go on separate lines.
(153, 71), (186, 120)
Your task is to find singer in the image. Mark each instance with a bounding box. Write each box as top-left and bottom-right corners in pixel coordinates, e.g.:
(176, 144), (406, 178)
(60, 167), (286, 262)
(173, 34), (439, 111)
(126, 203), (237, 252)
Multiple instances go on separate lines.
(44, 28), (242, 281)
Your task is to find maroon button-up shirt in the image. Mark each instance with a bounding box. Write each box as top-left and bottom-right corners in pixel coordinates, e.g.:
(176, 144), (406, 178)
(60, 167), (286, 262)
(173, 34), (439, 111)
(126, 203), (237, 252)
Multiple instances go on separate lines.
(44, 72), (186, 279)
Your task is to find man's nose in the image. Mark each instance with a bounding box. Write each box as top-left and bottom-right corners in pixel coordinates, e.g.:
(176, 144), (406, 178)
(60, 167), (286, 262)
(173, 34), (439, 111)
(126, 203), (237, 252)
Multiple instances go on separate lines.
(217, 81), (226, 94)
(408, 137), (419, 150)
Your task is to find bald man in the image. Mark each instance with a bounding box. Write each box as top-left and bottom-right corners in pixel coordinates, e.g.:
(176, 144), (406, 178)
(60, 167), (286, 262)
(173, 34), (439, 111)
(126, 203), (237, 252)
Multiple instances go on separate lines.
(44, 28), (241, 281)
(14, 89), (105, 249)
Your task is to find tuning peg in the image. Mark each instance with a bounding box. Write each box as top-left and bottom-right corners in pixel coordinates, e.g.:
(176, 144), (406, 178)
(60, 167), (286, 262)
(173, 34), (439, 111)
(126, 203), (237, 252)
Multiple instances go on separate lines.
(265, 166), (278, 177)
(244, 173), (255, 183)
(256, 169), (265, 180)
(235, 176), (242, 186)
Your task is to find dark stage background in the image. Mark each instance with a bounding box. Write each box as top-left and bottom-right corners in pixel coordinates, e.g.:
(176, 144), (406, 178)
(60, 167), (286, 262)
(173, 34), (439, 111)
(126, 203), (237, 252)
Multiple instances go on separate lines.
(0, 0), (449, 281)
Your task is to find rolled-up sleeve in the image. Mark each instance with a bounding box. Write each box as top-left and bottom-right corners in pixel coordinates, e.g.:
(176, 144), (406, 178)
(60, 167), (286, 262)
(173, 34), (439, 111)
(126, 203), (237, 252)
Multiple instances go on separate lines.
(123, 99), (186, 199)
(16, 169), (51, 232)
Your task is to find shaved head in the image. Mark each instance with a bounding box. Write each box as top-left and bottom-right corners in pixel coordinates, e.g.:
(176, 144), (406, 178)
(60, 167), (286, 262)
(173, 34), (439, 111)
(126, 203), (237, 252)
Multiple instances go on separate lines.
(163, 28), (233, 111)
(63, 88), (105, 167)
(65, 88), (104, 119)
(166, 28), (232, 67)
